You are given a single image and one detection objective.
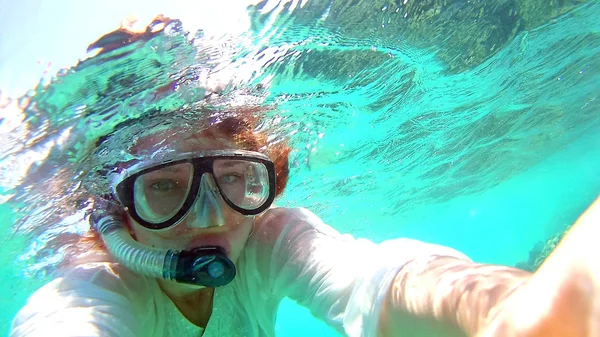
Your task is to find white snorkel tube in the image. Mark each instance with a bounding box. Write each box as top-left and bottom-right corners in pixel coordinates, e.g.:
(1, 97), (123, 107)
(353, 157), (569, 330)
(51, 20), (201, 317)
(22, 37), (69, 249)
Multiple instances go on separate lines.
(88, 198), (236, 287)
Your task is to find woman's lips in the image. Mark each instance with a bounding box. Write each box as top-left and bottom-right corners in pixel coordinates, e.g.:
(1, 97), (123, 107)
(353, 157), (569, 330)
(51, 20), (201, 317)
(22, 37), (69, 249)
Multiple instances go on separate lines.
(184, 235), (231, 256)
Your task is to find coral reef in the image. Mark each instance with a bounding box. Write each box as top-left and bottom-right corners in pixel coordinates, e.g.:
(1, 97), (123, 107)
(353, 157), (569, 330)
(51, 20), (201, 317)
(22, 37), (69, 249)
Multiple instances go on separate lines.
(515, 225), (572, 272)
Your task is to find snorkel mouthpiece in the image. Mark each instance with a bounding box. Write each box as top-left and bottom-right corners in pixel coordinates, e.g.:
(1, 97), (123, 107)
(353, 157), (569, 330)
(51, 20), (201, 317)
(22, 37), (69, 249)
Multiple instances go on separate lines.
(173, 246), (236, 287)
(89, 198), (236, 287)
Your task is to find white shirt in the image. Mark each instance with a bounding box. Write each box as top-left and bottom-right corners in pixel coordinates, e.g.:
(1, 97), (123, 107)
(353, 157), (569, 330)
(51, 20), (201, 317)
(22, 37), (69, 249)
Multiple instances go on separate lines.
(11, 207), (469, 337)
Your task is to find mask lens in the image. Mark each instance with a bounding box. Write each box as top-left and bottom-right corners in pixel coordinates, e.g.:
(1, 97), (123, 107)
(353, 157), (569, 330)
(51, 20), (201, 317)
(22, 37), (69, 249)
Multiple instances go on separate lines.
(133, 162), (194, 224)
(213, 159), (270, 211)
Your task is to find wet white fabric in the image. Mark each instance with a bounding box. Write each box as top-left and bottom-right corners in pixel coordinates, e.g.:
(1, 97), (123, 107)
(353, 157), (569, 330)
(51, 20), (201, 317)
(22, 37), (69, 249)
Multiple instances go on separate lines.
(11, 207), (470, 337)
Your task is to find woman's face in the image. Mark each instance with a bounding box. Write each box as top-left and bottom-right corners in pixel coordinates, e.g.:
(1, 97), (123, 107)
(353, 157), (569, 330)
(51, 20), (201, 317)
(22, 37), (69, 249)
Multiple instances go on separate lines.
(125, 131), (255, 272)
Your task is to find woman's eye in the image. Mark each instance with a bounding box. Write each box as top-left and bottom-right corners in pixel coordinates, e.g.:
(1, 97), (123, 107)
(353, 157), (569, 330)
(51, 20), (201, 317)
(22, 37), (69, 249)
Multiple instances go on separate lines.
(219, 174), (241, 184)
(150, 180), (177, 191)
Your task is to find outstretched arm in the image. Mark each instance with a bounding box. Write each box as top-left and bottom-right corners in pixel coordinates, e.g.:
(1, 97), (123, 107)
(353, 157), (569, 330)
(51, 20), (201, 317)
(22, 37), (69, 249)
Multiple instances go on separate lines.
(380, 255), (530, 336)
(380, 194), (600, 337)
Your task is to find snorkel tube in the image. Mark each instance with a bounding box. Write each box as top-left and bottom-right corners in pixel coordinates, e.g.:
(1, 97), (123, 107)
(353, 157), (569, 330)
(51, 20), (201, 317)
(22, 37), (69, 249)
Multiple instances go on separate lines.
(88, 198), (236, 287)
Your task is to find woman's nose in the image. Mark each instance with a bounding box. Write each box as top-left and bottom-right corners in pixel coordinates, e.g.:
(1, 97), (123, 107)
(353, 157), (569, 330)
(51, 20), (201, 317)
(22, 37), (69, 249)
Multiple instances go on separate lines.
(186, 173), (226, 229)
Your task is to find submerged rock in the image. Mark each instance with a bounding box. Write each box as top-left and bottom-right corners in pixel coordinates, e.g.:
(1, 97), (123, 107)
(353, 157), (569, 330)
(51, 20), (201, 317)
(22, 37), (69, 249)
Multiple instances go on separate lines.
(277, 0), (586, 72)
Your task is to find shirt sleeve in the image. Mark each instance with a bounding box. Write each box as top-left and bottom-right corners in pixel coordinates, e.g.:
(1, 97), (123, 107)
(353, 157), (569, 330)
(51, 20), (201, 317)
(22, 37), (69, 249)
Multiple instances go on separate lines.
(10, 263), (153, 337)
(247, 207), (471, 337)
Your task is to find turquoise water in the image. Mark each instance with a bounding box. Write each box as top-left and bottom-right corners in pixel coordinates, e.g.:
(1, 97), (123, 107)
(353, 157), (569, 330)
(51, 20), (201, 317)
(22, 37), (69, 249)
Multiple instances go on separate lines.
(1, 1), (600, 336)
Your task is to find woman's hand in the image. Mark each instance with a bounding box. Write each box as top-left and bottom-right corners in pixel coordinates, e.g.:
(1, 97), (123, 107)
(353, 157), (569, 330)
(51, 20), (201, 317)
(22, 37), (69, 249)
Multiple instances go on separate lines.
(477, 195), (600, 337)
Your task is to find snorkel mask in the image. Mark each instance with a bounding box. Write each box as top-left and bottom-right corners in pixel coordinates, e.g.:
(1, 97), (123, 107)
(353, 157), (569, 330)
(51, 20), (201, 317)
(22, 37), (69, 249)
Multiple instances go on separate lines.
(89, 149), (277, 287)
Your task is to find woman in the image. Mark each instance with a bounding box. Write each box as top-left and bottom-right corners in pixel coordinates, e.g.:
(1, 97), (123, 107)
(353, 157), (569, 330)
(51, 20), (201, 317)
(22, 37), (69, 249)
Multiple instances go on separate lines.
(11, 108), (600, 337)
(10, 16), (600, 337)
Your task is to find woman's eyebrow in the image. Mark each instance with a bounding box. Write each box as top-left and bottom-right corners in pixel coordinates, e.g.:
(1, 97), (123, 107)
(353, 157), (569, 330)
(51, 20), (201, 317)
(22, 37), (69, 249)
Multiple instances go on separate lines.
(146, 165), (188, 176)
(164, 166), (184, 172)
(215, 161), (248, 169)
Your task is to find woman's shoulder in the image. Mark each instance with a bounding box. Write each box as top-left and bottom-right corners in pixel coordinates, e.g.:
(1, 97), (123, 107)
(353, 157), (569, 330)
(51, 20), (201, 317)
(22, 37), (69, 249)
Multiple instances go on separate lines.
(12, 260), (162, 337)
(259, 206), (316, 222)
(21, 259), (160, 320)
(43, 251), (159, 305)
(259, 206), (316, 221)
(256, 207), (315, 232)
(253, 207), (342, 244)
(50, 259), (149, 298)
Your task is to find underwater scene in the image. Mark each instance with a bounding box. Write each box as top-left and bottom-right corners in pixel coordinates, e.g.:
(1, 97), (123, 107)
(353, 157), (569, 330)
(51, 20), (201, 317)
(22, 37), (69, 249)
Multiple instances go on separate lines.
(1, 0), (599, 336)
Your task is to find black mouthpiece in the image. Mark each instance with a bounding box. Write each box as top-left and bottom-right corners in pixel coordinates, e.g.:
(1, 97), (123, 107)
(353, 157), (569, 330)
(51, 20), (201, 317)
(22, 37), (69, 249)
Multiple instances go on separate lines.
(175, 246), (236, 287)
